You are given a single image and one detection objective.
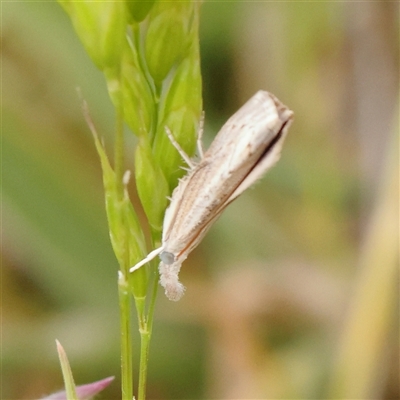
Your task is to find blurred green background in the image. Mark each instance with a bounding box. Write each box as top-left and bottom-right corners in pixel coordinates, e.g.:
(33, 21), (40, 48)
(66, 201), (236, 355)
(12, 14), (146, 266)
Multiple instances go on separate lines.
(2, 1), (398, 399)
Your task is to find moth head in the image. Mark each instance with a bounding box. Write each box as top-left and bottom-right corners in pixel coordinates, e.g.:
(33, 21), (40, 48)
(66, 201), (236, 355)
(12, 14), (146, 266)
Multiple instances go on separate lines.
(159, 251), (175, 265)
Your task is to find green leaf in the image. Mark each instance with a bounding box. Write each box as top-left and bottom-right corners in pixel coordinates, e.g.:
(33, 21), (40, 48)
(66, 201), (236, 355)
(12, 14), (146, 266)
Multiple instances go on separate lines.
(107, 39), (155, 138)
(91, 128), (148, 297)
(145, 2), (195, 84)
(126, 0), (156, 23)
(153, 39), (202, 188)
(59, 1), (127, 70)
(135, 138), (170, 233)
(153, 108), (198, 190)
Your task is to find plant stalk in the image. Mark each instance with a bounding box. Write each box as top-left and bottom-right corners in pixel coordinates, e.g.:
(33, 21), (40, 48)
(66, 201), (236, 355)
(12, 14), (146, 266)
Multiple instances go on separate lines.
(119, 273), (133, 400)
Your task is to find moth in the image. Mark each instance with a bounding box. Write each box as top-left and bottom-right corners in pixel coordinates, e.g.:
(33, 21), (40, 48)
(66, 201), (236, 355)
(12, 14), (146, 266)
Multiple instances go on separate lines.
(130, 90), (294, 301)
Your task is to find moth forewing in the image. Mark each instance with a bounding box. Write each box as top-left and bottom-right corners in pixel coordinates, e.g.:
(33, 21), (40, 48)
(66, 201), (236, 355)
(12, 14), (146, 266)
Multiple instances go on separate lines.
(161, 173), (192, 242)
(227, 115), (293, 202)
(130, 90), (293, 301)
(204, 91), (278, 153)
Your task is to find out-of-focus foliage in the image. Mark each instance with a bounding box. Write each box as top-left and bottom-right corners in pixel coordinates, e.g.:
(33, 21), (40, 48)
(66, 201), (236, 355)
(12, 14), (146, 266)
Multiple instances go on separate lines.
(2, 2), (398, 400)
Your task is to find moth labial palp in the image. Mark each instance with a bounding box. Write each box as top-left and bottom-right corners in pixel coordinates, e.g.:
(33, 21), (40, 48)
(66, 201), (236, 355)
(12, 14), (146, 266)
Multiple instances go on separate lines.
(130, 90), (294, 301)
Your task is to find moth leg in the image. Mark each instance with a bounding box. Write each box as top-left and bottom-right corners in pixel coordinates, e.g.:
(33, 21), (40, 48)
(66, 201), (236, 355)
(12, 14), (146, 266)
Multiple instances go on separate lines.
(129, 246), (164, 273)
(196, 111), (205, 159)
(164, 126), (195, 169)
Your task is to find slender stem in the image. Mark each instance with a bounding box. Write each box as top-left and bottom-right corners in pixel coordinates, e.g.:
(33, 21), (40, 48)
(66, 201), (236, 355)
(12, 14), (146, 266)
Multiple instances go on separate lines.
(135, 260), (159, 400)
(147, 266), (160, 333)
(138, 324), (149, 400)
(113, 93), (133, 400)
(119, 272), (133, 400)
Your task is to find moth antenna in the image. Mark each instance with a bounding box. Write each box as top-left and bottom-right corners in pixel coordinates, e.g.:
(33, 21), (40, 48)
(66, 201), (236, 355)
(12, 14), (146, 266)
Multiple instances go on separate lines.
(164, 126), (195, 169)
(197, 111), (205, 159)
(129, 246), (164, 273)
